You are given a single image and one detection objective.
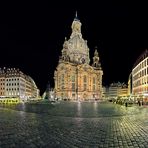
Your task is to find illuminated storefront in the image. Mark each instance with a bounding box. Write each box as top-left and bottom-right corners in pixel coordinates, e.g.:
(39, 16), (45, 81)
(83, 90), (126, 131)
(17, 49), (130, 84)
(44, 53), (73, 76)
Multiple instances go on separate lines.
(0, 67), (39, 102)
(132, 49), (148, 102)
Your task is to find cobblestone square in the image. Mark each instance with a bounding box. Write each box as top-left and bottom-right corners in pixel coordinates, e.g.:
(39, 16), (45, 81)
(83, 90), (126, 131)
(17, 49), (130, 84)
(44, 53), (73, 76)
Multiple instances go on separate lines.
(0, 102), (148, 147)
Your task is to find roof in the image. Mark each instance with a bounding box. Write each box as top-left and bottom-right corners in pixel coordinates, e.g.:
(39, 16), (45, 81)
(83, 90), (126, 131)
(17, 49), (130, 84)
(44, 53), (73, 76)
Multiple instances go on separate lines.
(132, 49), (148, 69)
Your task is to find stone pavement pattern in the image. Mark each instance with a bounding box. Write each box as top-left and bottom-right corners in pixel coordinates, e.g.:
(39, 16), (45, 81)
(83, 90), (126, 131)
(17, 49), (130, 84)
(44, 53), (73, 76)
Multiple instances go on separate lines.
(0, 102), (148, 148)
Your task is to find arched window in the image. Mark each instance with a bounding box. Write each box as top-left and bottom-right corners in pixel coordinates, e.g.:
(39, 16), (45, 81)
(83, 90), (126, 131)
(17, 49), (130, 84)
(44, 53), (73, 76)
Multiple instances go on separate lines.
(84, 75), (87, 83)
(93, 77), (95, 84)
(93, 77), (96, 91)
(61, 74), (64, 90)
(83, 75), (87, 91)
(72, 75), (75, 82)
(71, 75), (75, 91)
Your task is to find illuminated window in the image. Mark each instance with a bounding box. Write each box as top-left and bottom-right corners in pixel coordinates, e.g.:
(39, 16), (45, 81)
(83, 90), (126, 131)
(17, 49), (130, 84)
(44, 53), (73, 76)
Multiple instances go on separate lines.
(83, 75), (87, 91)
(84, 75), (87, 82)
(61, 86), (64, 90)
(72, 83), (75, 91)
(71, 75), (75, 82)
(93, 77), (95, 84)
(61, 74), (64, 83)
(61, 74), (65, 90)
(93, 85), (95, 91)
(84, 84), (87, 91)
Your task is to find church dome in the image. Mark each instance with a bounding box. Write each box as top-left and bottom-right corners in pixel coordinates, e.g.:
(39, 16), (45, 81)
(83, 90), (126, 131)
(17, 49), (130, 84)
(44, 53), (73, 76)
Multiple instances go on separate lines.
(61, 13), (90, 64)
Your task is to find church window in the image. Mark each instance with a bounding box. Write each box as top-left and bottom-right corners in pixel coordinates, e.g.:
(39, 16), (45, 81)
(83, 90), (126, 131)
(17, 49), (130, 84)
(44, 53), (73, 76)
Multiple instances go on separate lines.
(93, 77), (95, 84)
(61, 74), (65, 90)
(72, 75), (75, 91)
(83, 75), (87, 91)
(61, 85), (64, 90)
(84, 84), (87, 91)
(93, 85), (95, 91)
(93, 77), (96, 91)
(72, 75), (75, 82)
(72, 83), (75, 91)
(81, 58), (85, 64)
(84, 75), (87, 83)
(61, 74), (64, 80)
(61, 66), (64, 70)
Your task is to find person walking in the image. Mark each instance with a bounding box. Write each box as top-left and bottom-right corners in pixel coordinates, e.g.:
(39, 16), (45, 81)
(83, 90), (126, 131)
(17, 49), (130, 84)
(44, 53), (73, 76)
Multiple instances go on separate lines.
(125, 102), (128, 107)
(138, 100), (141, 106)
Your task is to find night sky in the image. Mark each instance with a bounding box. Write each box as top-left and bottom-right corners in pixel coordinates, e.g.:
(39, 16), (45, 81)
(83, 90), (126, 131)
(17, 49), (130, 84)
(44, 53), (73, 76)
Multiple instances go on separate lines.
(1, 1), (148, 95)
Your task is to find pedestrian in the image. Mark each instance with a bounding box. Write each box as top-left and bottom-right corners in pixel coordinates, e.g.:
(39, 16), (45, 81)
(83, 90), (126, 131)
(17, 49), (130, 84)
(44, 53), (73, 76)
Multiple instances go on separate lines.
(138, 100), (141, 106)
(125, 102), (127, 107)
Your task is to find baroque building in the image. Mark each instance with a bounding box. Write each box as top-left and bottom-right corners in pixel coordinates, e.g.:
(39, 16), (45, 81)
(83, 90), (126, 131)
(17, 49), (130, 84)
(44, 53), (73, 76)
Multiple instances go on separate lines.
(54, 13), (103, 101)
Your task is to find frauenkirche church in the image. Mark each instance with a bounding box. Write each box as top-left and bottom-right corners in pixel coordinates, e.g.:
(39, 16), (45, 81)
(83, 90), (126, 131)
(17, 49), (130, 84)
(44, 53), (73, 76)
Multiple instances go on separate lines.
(54, 13), (103, 101)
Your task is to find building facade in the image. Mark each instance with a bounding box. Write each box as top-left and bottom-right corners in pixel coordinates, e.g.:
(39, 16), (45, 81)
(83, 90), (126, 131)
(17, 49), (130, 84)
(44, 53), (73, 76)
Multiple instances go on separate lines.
(0, 67), (39, 101)
(128, 72), (132, 96)
(132, 49), (148, 101)
(54, 14), (103, 101)
(118, 84), (128, 97)
(102, 86), (109, 100)
(108, 82), (128, 100)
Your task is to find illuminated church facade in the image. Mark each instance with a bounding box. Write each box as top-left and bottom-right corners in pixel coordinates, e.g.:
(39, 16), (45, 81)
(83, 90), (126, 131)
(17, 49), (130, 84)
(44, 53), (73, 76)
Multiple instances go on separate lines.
(54, 13), (103, 101)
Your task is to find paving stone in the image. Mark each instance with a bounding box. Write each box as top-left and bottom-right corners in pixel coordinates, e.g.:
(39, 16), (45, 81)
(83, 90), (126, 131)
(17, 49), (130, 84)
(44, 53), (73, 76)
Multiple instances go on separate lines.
(0, 102), (148, 147)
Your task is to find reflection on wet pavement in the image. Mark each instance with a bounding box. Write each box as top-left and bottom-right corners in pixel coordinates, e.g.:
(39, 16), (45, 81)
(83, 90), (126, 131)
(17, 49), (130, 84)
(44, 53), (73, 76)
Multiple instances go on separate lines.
(0, 102), (148, 147)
